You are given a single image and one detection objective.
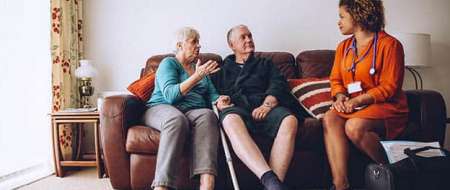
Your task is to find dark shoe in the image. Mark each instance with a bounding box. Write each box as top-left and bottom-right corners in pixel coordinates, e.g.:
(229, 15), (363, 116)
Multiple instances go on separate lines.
(261, 171), (284, 190)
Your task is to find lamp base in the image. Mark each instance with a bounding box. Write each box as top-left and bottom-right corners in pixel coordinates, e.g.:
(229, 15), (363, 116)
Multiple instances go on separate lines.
(82, 104), (92, 108)
(79, 78), (94, 108)
(80, 96), (93, 108)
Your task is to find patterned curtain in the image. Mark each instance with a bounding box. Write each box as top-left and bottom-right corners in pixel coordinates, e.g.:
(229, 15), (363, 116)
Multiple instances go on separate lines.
(51, 0), (84, 161)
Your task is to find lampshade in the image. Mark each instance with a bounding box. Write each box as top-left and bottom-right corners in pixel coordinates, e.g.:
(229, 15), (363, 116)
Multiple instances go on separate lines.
(75, 59), (97, 78)
(392, 32), (431, 67)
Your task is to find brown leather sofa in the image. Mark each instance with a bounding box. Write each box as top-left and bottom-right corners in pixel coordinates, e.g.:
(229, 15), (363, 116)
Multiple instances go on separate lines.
(100, 50), (447, 190)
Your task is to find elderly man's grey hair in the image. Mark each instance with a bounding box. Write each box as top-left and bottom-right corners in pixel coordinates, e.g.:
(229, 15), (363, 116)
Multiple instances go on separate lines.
(226, 24), (248, 45)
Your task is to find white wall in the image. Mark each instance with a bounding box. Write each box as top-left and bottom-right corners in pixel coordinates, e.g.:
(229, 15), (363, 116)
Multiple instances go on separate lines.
(85, 0), (450, 148)
(0, 0), (53, 189)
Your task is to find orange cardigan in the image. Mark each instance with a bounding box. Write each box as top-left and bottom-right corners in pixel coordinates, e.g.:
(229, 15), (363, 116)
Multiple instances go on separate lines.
(330, 31), (409, 139)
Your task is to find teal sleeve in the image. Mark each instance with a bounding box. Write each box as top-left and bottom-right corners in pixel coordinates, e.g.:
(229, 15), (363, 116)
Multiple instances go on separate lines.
(206, 77), (220, 103)
(156, 59), (182, 104)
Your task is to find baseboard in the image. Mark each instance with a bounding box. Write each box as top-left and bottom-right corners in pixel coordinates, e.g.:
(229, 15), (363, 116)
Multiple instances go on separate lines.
(0, 161), (53, 190)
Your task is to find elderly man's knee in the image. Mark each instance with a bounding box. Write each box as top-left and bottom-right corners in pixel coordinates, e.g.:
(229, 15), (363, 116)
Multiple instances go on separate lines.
(283, 115), (298, 125)
(280, 115), (298, 135)
(222, 113), (243, 124)
(222, 113), (247, 135)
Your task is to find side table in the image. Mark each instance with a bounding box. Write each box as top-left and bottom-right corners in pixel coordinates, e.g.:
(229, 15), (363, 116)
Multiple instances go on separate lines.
(50, 111), (103, 178)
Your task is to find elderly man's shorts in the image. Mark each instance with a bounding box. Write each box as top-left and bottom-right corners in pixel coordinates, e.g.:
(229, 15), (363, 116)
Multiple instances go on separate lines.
(219, 106), (293, 138)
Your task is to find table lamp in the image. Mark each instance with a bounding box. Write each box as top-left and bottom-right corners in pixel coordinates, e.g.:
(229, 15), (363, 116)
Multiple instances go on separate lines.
(392, 32), (431, 89)
(75, 59), (98, 108)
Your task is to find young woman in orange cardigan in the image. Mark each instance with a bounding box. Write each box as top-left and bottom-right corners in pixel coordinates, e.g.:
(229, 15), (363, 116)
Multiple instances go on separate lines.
(323, 0), (409, 190)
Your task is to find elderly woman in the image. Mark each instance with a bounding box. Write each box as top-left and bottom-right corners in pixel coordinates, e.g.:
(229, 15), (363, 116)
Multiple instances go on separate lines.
(323, 0), (409, 190)
(143, 27), (224, 190)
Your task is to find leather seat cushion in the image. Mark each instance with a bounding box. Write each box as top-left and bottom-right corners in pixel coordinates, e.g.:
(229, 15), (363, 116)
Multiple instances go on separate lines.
(126, 125), (160, 154)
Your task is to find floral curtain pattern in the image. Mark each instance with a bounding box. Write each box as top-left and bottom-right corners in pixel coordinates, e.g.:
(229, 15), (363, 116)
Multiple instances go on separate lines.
(51, 0), (84, 161)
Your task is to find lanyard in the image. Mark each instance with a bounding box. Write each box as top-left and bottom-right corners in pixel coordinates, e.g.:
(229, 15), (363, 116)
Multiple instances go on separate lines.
(344, 32), (378, 76)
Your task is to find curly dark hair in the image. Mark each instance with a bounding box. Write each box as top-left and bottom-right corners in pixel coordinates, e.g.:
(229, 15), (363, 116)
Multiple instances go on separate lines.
(339, 0), (385, 32)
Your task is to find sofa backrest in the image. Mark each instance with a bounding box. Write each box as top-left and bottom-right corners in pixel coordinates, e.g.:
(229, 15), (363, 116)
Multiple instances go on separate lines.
(141, 50), (336, 80)
(296, 50), (335, 78)
(254, 52), (298, 79)
(141, 53), (223, 78)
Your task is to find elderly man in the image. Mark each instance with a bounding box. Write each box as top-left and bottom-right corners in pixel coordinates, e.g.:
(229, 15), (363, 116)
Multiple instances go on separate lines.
(213, 25), (305, 190)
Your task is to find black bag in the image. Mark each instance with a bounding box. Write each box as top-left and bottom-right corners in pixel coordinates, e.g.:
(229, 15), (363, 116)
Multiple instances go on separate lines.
(365, 146), (450, 190)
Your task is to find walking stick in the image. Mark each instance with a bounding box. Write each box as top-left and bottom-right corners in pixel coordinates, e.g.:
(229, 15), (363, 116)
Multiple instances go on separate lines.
(212, 104), (240, 190)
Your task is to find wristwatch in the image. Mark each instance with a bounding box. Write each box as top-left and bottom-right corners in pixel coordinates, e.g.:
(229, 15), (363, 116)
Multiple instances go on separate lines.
(263, 102), (273, 109)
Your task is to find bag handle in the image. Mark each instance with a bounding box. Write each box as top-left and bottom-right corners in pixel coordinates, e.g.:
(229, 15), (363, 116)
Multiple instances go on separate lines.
(404, 146), (450, 158)
(404, 146), (450, 173)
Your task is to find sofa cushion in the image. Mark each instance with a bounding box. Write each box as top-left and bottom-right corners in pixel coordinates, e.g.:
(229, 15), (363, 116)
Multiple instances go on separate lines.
(127, 71), (155, 102)
(254, 52), (298, 79)
(126, 126), (160, 154)
(289, 78), (332, 119)
(296, 50), (335, 78)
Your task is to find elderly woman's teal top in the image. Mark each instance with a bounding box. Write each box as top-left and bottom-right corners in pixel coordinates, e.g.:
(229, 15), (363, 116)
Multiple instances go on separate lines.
(147, 57), (220, 112)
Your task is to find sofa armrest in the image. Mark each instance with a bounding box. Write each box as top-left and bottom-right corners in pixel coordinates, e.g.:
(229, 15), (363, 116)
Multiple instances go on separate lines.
(400, 90), (447, 145)
(100, 95), (147, 189)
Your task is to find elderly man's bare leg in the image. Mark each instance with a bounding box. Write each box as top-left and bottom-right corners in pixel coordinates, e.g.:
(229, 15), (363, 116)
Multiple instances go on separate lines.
(223, 113), (290, 190)
(222, 113), (271, 177)
(269, 115), (298, 181)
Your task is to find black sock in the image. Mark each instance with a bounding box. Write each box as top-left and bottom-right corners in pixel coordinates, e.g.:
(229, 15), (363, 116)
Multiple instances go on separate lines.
(260, 170), (285, 190)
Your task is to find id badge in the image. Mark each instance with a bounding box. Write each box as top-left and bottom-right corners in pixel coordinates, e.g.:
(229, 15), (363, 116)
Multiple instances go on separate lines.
(347, 81), (362, 94)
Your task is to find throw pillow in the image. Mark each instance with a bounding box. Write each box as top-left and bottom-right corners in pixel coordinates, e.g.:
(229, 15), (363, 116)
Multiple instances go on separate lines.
(288, 77), (332, 119)
(127, 71), (155, 102)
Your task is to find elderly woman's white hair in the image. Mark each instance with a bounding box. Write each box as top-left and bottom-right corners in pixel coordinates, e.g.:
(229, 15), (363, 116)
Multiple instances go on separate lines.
(174, 27), (200, 52)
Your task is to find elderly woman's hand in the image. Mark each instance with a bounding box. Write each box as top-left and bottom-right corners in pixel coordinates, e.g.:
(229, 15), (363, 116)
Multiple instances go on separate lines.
(195, 59), (220, 78)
